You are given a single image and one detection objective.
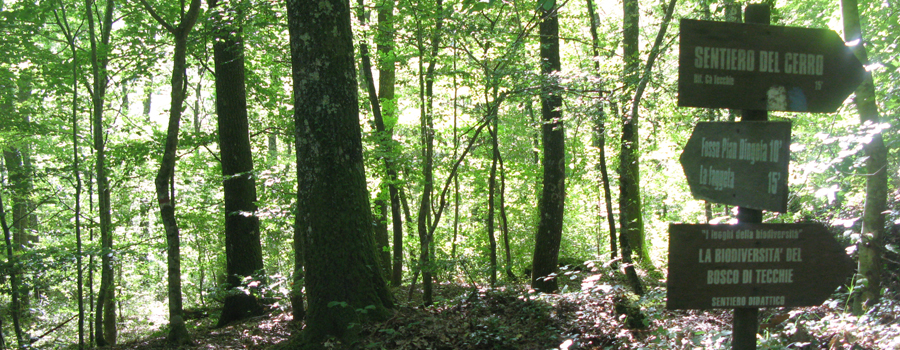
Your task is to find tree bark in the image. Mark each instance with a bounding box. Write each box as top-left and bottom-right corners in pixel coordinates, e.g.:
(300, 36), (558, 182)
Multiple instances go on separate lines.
(356, 0), (395, 283)
(86, 0), (117, 344)
(487, 114), (499, 286)
(497, 128), (515, 280)
(283, 0), (394, 345)
(417, 0), (443, 306)
(140, 0), (202, 344)
(209, 0), (266, 327)
(376, 0), (405, 288)
(618, 0), (647, 264)
(586, 0), (617, 262)
(0, 190), (24, 348)
(842, 0), (888, 313)
(531, 0), (565, 293)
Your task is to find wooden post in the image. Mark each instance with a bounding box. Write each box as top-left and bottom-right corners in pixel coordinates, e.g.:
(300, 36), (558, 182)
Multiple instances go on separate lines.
(733, 5), (769, 350)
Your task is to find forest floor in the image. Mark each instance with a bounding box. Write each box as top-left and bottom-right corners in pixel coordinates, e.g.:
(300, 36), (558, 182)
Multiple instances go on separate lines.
(106, 264), (900, 350)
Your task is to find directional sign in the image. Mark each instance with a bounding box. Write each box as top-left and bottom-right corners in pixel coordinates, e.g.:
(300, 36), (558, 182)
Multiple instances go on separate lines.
(678, 19), (864, 113)
(667, 223), (855, 310)
(679, 121), (791, 212)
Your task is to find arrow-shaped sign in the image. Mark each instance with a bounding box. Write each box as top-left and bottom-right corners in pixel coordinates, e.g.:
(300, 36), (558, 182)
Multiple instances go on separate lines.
(667, 223), (855, 310)
(680, 121), (791, 212)
(678, 19), (864, 113)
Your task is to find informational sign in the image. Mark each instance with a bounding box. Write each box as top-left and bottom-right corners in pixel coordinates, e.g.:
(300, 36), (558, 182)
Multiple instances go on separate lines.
(678, 19), (864, 113)
(679, 121), (791, 212)
(667, 223), (855, 310)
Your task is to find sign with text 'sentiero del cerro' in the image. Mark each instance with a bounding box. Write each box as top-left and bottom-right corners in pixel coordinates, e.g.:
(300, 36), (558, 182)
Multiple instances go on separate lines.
(678, 19), (864, 113)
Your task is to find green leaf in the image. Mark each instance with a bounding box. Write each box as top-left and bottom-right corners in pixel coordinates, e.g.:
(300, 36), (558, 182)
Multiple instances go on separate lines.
(327, 301), (348, 308)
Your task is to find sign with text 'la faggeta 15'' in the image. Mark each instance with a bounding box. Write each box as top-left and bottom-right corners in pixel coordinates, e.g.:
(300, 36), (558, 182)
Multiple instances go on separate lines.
(678, 19), (864, 113)
(679, 121), (791, 212)
(667, 223), (855, 310)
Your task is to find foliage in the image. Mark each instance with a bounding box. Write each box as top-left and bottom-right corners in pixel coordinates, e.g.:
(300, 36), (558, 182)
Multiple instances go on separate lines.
(0, 0), (898, 347)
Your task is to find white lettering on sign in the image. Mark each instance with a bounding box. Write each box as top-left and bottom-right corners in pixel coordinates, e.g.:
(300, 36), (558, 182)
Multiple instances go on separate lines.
(694, 47), (756, 71)
(755, 229), (801, 239)
(783, 53), (825, 75)
(712, 296), (747, 307)
(748, 296), (786, 306)
(699, 165), (735, 190)
(708, 269), (741, 284)
(714, 248), (783, 263)
(692, 47), (824, 77)
(755, 269), (794, 283)
(739, 139), (768, 164)
(759, 51), (781, 73)
(786, 248), (802, 262)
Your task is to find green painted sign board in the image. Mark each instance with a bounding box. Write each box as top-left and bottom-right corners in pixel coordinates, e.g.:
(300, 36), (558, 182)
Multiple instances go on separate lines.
(679, 121), (791, 212)
(667, 223), (855, 310)
(678, 19), (864, 113)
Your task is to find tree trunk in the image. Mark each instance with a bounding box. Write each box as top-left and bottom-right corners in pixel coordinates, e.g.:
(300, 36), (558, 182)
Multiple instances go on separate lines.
(0, 190), (24, 348)
(487, 117), (499, 287)
(417, 0), (443, 306)
(842, 0), (888, 313)
(618, 0), (647, 264)
(498, 134), (515, 280)
(86, 0), (117, 344)
(140, 0), (202, 344)
(73, 64), (86, 350)
(377, 0), (405, 288)
(531, 0), (565, 293)
(283, 0), (394, 345)
(586, 0), (617, 262)
(356, 0), (395, 282)
(209, 0), (266, 327)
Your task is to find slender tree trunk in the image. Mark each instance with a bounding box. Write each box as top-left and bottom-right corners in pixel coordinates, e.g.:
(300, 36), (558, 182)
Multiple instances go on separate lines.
(283, 0), (394, 344)
(531, 0), (565, 293)
(842, 0), (888, 313)
(209, 0), (266, 327)
(86, 0), (117, 344)
(586, 0), (617, 262)
(417, 0), (443, 306)
(356, 0), (394, 282)
(498, 134), (514, 280)
(487, 116), (499, 287)
(72, 38), (85, 350)
(143, 76), (153, 120)
(451, 46), (460, 260)
(377, 0), (405, 287)
(619, 0), (646, 264)
(1, 190), (24, 348)
(140, 0), (202, 344)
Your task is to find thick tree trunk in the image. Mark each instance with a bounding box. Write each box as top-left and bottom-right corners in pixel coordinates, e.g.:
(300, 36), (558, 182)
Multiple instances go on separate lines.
(842, 0), (888, 313)
(140, 0), (202, 344)
(209, 0), (266, 327)
(284, 0), (394, 345)
(531, 0), (565, 293)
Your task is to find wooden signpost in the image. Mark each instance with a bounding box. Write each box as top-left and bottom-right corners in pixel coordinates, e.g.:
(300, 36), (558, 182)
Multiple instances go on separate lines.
(679, 122), (791, 212)
(671, 4), (863, 350)
(667, 223), (855, 310)
(678, 19), (864, 113)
